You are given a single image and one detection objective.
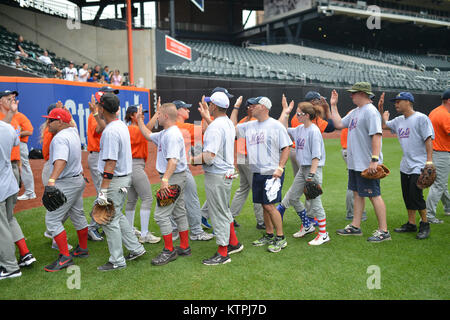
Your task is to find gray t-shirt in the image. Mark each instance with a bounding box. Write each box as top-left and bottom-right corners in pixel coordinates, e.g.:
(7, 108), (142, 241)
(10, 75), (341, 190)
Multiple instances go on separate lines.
(50, 127), (82, 179)
(341, 103), (383, 171)
(98, 120), (132, 176)
(237, 118), (292, 175)
(203, 116), (235, 174)
(0, 121), (19, 202)
(150, 125), (187, 174)
(386, 112), (434, 175)
(288, 123), (326, 167)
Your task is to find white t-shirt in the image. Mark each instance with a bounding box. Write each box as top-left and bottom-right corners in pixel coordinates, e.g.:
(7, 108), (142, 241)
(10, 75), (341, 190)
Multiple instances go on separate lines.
(288, 123), (325, 167)
(39, 55), (52, 65)
(386, 112), (434, 175)
(150, 125), (187, 174)
(237, 118), (292, 175)
(78, 68), (89, 82)
(202, 116), (235, 174)
(98, 120), (132, 176)
(49, 127), (82, 179)
(341, 103), (383, 172)
(0, 121), (19, 202)
(63, 67), (78, 81)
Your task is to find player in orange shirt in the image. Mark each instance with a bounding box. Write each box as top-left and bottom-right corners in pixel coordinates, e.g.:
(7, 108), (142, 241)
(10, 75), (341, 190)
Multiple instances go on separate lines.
(14, 111), (36, 201)
(425, 88), (450, 223)
(124, 105), (161, 244)
(0, 89), (36, 267)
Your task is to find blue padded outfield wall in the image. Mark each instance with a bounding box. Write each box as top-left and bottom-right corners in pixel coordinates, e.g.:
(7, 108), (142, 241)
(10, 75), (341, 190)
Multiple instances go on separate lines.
(0, 77), (152, 150)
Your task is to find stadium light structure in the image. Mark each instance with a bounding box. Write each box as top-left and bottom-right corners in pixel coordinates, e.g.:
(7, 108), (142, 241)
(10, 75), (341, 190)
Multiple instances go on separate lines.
(126, 0), (134, 85)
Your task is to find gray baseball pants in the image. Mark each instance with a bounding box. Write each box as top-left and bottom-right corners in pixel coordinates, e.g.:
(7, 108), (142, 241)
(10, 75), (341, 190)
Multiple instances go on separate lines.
(0, 199), (19, 272)
(19, 142), (35, 196)
(155, 172), (189, 236)
(426, 150), (450, 218)
(204, 172), (233, 246)
(87, 151), (102, 230)
(8, 162), (24, 242)
(281, 166), (326, 220)
(101, 175), (144, 267)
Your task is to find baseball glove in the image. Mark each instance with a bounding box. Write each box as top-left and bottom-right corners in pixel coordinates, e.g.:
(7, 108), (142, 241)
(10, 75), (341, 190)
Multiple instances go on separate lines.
(416, 163), (436, 189)
(42, 185), (67, 211)
(91, 200), (115, 225)
(156, 184), (181, 207)
(304, 180), (323, 200)
(361, 164), (390, 180)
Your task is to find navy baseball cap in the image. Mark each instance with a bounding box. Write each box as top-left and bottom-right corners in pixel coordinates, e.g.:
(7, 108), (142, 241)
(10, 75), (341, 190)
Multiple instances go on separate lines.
(99, 86), (119, 94)
(126, 104), (148, 115)
(441, 88), (450, 100)
(172, 100), (192, 109)
(211, 87), (234, 99)
(390, 92), (414, 103)
(304, 91), (326, 101)
(47, 103), (58, 115)
(246, 96), (272, 110)
(0, 90), (18, 98)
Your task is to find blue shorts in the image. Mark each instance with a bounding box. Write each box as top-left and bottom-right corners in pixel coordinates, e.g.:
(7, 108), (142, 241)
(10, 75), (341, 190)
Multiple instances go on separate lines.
(252, 172), (285, 204)
(348, 169), (381, 197)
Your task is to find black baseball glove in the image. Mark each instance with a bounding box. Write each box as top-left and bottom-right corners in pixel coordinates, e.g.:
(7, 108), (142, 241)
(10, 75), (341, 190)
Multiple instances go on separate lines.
(303, 173), (323, 200)
(42, 185), (67, 211)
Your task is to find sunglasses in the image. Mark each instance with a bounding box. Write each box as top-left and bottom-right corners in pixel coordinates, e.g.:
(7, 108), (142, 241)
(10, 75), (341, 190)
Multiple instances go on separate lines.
(48, 118), (60, 123)
(297, 112), (306, 116)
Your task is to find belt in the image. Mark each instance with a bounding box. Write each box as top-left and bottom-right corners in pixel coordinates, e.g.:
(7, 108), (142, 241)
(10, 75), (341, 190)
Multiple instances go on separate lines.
(89, 151), (99, 154)
(433, 150), (450, 153)
(115, 174), (128, 178)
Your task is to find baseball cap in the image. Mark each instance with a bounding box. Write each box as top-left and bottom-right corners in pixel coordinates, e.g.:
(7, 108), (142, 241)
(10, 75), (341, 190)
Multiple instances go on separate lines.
(126, 104), (148, 115)
(100, 93), (120, 113)
(211, 87), (234, 99)
(47, 103), (57, 115)
(42, 108), (71, 123)
(441, 88), (450, 100)
(246, 96), (272, 110)
(205, 92), (230, 109)
(390, 92), (414, 103)
(347, 82), (374, 96)
(94, 91), (104, 103)
(99, 86), (119, 94)
(0, 90), (19, 98)
(172, 100), (192, 109)
(304, 91), (326, 101)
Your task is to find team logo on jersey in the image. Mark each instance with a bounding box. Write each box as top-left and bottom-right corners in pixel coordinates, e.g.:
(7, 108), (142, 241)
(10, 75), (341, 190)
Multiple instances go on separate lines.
(296, 138), (305, 150)
(248, 131), (265, 145)
(398, 127), (410, 139)
(349, 118), (358, 131)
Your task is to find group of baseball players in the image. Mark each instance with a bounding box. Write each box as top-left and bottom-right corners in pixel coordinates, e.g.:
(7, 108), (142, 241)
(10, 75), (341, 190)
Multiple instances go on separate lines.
(0, 82), (449, 279)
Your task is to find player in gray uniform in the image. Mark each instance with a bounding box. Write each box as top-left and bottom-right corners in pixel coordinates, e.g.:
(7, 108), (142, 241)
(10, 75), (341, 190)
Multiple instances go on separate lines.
(95, 93), (146, 271)
(330, 82), (391, 242)
(0, 119), (23, 279)
(136, 102), (191, 266)
(194, 92), (243, 265)
(276, 102), (329, 245)
(382, 92), (434, 239)
(41, 107), (89, 272)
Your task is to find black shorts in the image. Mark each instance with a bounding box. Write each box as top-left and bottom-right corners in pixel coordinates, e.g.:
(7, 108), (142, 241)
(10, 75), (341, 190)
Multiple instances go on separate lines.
(252, 172), (285, 204)
(348, 169), (381, 197)
(400, 172), (426, 211)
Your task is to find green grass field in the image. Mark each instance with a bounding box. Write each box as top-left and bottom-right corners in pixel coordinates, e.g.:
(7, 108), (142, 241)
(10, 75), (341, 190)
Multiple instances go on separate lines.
(1, 138), (449, 300)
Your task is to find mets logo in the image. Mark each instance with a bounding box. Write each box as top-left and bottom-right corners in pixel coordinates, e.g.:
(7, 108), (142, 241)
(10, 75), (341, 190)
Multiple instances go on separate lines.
(398, 128), (410, 139)
(296, 138), (305, 150)
(248, 132), (265, 145)
(349, 118), (358, 131)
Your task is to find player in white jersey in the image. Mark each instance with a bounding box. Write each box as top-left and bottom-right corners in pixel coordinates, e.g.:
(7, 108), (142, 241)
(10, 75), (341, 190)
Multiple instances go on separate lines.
(381, 92), (434, 239)
(41, 108), (89, 272)
(193, 92), (243, 265)
(330, 82), (391, 242)
(137, 102), (191, 266)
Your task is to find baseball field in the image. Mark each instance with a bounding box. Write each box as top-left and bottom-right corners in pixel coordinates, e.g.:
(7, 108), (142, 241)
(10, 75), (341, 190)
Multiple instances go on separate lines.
(1, 137), (449, 300)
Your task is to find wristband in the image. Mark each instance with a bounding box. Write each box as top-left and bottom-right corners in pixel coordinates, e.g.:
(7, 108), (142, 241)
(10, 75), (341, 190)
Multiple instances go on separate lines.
(48, 178), (55, 183)
(277, 166), (284, 172)
(426, 161), (433, 165)
(233, 107), (239, 110)
(93, 112), (98, 117)
(102, 171), (113, 179)
(371, 155), (379, 160)
(162, 178), (168, 182)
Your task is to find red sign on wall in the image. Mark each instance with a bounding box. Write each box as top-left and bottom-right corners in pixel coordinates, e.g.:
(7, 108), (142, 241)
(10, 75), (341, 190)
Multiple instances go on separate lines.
(165, 35), (192, 61)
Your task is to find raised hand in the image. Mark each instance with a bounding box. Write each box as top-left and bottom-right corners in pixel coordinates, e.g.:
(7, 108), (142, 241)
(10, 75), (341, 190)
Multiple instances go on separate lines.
(382, 110), (390, 123)
(198, 95), (210, 120)
(234, 96), (243, 109)
(89, 95), (97, 113)
(330, 89), (338, 107)
(377, 92), (385, 115)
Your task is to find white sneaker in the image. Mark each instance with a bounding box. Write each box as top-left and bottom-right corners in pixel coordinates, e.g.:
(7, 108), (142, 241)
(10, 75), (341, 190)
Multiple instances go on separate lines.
(17, 193), (36, 201)
(51, 239), (73, 250)
(139, 232), (161, 244)
(133, 227), (141, 237)
(172, 232), (179, 241)
(190, 231), (214, 241)
(293, 225), (315, 238)
(308, 232), (330, 246)
(44, 231), (52, 239)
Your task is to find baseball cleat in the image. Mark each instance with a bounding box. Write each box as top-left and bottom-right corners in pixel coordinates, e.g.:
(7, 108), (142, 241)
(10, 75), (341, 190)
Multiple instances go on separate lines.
(189, 231), (214, 241)
(17, 193), (36, 201)
(139, 232), (161, 244)
(201, 217), (212, 229)
(125, 249), (146, 261)
(227, 242), (244, 255)
(202, 252), (231, 265)
(416, 221), (430, 240)
(88, 228), (104, 241)
(18, 252), (37, 267)
(97, 262), (126, 271)
(175, 246), (192, 257)
(44, 254), (74, 272)
(0, 267), (22, 280)
(293, 225), (315, 238)
(308, 232), (330, 246)
(70, 245), (89, 258)
(151, 248), (178, 266)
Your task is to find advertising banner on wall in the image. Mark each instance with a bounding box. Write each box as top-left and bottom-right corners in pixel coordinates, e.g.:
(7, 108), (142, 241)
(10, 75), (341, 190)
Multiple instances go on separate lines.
(264, 0), (313, 22)
(0, 77), (151, 150)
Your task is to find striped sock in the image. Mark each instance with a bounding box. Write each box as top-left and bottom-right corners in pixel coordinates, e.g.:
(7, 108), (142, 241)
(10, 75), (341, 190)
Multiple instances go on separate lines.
(297, 209), (310, 228)
(318, 218), (327, 234)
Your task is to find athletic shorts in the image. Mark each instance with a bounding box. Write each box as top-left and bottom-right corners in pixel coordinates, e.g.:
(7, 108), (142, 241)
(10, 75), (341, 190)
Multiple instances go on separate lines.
(252, 172), (285, 204)
(400, 172), (426, 211)
(348, 169), (381, 197)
